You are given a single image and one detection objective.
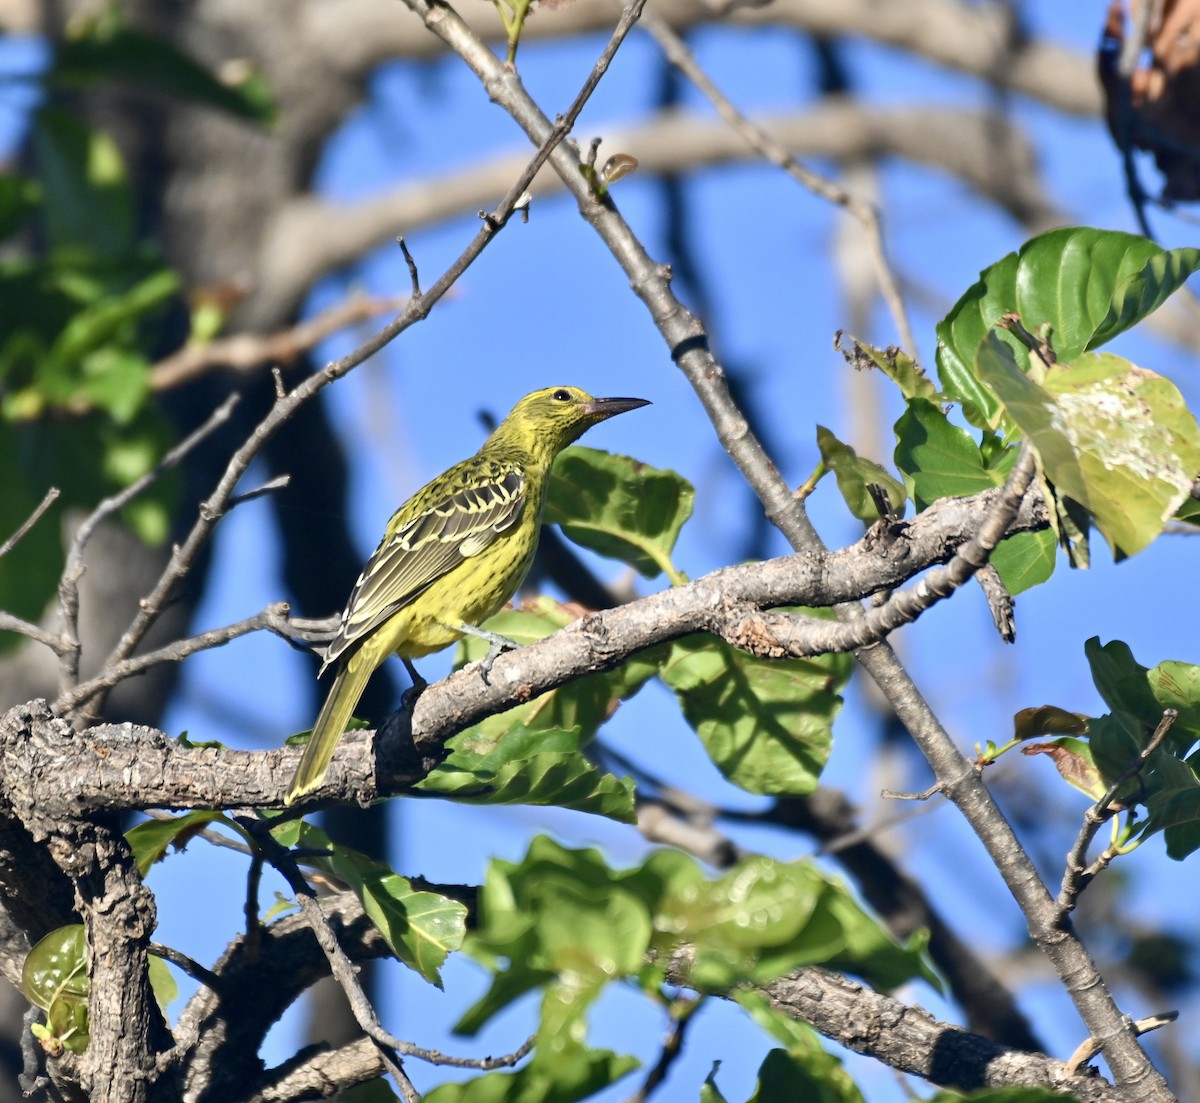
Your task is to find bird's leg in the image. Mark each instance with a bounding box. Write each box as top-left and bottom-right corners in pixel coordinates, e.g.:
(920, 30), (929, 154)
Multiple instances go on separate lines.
(400, 658), (427, 710)
(457, 623), (520, 684)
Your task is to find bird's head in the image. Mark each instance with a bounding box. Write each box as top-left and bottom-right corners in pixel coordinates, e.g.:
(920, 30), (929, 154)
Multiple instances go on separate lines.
(498, 385), (650, 460)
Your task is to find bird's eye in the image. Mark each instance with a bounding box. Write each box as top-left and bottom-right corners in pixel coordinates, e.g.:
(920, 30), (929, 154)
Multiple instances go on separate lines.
(552, 388), (572, 402)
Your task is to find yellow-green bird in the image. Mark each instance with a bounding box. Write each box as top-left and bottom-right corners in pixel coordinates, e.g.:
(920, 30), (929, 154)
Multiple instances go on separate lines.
(285, 385), (650, 804)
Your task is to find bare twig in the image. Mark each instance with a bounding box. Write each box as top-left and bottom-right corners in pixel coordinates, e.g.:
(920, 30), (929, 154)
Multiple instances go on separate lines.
(1055, 709), (1178, 921)
(1066, 1011), (1179, 1077)
(148, 942), (223, 995)
(55, 602), (313, 715)
(0, 611), (67, 654)
(0, 487), (59, 559)
(228, 474), (291, 510)
(641, 16), (916, 355)
(624, 996), (700, 1103)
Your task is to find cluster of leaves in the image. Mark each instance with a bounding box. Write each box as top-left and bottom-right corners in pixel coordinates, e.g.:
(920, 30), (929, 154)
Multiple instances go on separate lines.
(827, 225), (1200, 860)
(827, 227), (1200, 592)
(1001, 638), (1200, 861)
(0, 7), (271, 632)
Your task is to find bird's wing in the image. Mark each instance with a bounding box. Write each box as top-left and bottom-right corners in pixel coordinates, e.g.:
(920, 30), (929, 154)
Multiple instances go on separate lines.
(321, 465), (526, 670)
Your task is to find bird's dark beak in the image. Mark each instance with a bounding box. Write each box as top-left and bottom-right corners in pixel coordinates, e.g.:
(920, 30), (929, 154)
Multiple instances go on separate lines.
(581, 396), (651, 420)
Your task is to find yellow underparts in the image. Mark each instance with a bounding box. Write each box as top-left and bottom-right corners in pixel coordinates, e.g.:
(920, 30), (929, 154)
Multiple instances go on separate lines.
(285, 525), (537, 804)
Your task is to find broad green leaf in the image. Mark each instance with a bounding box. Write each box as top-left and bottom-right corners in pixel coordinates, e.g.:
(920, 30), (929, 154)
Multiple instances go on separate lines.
(659, 632), (851, 796)
(125, 811), (223, 877)
(815, 426), (906, 522)
(936, 227), (1200, 428)
(424, 1041), (637, 1103)
(736, 989), (863, 1103)
(1146, 661), (1200, 747)
(302, 826), (467, 987)
(453, 595), (657, 748)
(893, 399), (998, 508)
(977, 339), (1200, 557)
(637, 849), (934, 993)
(1086, 710), (1151, 796)
(458, 838), (652, 1036)
(987, 529), (1056, 593)
(48, 268), (176, 377)
(460, 839), (933, 1056)
(748, 1048), (861, 1103)
(1085, 638), (1161, 723)
(835, 334), (937, 402)
(546, 446), (693, 579)
(22, 925), (90, 1054)
(54, 11), (275, 123)
(147, 954), (178, 1018)
(1147, 774), (1200, 860)
(417, 721), (636, 822)
(32, 106), (133, 260)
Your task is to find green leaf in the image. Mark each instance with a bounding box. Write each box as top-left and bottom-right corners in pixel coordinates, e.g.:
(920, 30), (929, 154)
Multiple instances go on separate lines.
(546, 446), (693, 579)
(54, 12), (275, 123)
(815, 426), (906, 523)
(302, 826), (467, 987)
(22, 925), (90, 1054)
(1144, 757), (1200, 859)
(125, 811), (223, 877)
(1146, 661), (1200, 747)
(936, 227), (1200, 428)
(47, 268), (177, 385)
(436, 600), (652, 821)
(629, 850), (935, 994)
(987, 529), (1057, 594)
(748, 1048), (861, 1103)
(31, 106), (134, 260)
(736, 989), (863, 1103)
(147, 954), (178, 1018)
(1085, 638), (1161, 723)
(459, 839), (933, 1071)
(893, 399), (998, 509)
(701, 1064), (732, 1103)
(417, 721), (636, 822)
(977, 339), (1200, 557)
(459, 839), (652, 1036)
(659, 631), (851, 796)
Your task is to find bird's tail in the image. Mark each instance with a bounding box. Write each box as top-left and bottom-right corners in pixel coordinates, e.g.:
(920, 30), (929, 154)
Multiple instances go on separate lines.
(285, 656), (372, 805)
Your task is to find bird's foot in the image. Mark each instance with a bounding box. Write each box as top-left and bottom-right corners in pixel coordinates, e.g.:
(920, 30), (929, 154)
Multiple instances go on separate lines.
(401, 659), (427, 710)
(458, 623), (520, 684)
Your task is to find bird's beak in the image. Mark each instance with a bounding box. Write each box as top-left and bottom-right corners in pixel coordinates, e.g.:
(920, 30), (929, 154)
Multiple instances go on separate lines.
(580, 396), (651, 420)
